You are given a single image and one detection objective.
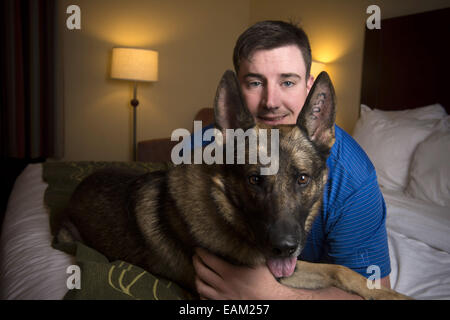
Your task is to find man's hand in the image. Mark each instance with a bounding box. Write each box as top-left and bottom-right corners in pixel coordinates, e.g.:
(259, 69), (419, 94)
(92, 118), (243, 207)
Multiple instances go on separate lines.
(192, 248), (379, 300)
(192, 248), (285, 300)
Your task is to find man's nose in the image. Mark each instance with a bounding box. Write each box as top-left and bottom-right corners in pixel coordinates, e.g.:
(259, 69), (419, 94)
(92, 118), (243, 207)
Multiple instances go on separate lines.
(262, 83), (280, 110)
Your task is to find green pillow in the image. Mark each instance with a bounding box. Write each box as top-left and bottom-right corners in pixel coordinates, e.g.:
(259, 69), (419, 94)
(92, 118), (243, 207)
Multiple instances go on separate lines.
(43, 161), (192, 300)
(62, 241), (192, 300)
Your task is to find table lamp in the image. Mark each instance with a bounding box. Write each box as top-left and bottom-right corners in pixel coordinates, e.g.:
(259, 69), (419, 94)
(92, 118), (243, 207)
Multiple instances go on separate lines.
(111, 47), (158, 161)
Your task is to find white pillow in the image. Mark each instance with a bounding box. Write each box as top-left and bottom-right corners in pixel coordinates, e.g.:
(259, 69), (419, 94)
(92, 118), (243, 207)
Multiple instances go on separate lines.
(0, 164), (75, 299)
(405, 117), (450, 207)
(353, 105), (441, 190)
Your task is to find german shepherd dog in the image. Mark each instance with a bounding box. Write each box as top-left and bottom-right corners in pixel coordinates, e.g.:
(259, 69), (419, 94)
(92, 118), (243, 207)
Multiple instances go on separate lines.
(58, 70), (409, 300)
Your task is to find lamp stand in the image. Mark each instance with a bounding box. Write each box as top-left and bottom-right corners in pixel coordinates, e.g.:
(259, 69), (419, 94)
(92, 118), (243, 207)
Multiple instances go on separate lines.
(131, 82), (139, 161)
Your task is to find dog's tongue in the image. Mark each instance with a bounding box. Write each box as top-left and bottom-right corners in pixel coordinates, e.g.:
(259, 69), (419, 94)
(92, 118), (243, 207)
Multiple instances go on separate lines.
(267, 256), (297, 278)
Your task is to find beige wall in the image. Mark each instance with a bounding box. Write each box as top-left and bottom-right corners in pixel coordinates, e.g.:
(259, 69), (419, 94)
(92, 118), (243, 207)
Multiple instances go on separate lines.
(61, 0), (250, 161)
(60, 0), (449, 161)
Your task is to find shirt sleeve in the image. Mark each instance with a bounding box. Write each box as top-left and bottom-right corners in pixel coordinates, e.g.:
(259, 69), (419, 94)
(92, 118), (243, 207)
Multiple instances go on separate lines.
(324, 171), (391, 279)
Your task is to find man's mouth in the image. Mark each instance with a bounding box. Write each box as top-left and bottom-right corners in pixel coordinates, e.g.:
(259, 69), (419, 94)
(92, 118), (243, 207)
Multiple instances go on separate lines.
(257, 114), (288, 125)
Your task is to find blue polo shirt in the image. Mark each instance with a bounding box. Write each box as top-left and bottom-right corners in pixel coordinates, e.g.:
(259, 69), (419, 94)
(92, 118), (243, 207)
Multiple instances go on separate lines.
(189, 124), (391, 279)
(299, 125), (391, 279)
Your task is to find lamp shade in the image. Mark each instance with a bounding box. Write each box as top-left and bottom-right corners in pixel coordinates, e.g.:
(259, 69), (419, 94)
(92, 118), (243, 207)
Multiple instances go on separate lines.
(310, 60), (326, 78)
(111, 48), (158, 82)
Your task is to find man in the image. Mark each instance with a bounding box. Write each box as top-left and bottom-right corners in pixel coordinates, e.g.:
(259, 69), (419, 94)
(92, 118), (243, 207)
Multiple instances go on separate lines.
(192, 20), (391, 300)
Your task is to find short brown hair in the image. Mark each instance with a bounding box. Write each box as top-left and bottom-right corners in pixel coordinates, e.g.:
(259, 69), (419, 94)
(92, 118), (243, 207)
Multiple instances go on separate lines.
(233, 20), (312, 80)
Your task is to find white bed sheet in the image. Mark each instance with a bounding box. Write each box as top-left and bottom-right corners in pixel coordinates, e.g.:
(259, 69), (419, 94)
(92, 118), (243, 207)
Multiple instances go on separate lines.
(383, 188), (450, 299)
(0, 164), (74, 300)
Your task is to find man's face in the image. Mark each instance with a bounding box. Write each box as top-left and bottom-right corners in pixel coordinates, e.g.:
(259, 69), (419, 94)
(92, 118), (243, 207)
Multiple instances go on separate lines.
(237, 45), (314, 126)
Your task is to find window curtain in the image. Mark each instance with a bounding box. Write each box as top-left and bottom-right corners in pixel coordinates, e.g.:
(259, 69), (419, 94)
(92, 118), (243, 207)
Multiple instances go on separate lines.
(0, 0), (64, 160)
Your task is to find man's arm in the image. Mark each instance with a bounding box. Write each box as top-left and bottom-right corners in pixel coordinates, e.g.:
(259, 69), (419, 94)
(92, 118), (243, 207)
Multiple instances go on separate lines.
(193, 248), (390, 300)
(275, 276), (391, 300)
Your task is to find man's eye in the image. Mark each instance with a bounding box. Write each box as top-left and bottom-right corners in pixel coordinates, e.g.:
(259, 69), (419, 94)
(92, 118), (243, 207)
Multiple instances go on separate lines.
(282, 81), (295, 87)
(248, 81), (262, 88)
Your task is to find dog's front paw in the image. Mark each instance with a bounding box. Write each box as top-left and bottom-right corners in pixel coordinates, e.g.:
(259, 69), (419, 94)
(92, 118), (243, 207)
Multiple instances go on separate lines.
(366, 288), (412, 300)
(278, 271), (327, 290)
(279, 276), (296, 287)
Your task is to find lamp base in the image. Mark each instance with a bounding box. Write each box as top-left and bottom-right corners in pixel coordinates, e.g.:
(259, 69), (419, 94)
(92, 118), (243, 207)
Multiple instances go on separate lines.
(131, 99), (139, 161)
(131, 82), (139, 161)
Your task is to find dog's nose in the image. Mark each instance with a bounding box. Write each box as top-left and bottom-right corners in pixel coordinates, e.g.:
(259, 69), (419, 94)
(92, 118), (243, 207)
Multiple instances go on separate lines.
(268, 220), (300, 257)
(272, 239), (298, 257)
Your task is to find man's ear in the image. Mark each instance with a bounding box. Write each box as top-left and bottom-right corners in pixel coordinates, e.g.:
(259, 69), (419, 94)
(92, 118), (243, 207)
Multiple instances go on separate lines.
(296, 71), (336, 154)
(214, 70), (255, 132)
(306, 74), (314, 94)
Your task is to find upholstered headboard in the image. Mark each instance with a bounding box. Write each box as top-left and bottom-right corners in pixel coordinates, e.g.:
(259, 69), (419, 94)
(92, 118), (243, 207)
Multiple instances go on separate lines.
(360, 8), (450, 113)
(137, 108), (214, 162)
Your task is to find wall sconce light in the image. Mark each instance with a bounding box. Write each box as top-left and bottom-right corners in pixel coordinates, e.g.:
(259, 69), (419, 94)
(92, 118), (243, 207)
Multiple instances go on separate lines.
(310, 60), (326, 79)
(111, 47), (158, 161)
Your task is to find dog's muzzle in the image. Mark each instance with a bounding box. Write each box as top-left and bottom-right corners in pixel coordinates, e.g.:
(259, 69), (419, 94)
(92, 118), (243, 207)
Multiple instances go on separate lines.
(267, 220), (301, 258)
(271, 236), (299, 257)
(265, 221), (301, 278)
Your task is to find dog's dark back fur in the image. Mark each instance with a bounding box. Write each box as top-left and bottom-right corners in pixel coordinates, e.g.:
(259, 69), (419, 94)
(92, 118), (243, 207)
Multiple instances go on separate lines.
(59, 70), (336, 293)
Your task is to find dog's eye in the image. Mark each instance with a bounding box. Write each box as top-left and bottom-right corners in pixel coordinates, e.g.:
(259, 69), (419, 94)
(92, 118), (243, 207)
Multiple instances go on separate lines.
(297, 174), (310, 187)
(248, 175), (261, 185)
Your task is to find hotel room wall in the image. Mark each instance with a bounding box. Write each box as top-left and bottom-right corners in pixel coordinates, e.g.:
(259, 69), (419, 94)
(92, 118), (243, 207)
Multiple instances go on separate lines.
(61, 0), (250, 161)
(60, 0), (449, 161)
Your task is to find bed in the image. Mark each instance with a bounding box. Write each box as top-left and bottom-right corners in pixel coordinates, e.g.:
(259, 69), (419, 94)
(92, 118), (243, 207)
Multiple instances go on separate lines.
(356, 7), (450, 300)
(352, 103), (450, 300)
(2, 103), (448, 300)
(1, 9), (449, 300)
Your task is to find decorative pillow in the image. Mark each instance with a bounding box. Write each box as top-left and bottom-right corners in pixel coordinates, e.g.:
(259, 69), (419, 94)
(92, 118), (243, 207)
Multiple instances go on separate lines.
(61, 241), (192, 300)
(353, 105), (442, 190)
(405, 117), (450, 207)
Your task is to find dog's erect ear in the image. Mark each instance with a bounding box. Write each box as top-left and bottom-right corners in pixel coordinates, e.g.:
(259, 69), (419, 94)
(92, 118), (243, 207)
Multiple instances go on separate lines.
(297, 71), (336, 154)
(214, 70), (255, 131)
